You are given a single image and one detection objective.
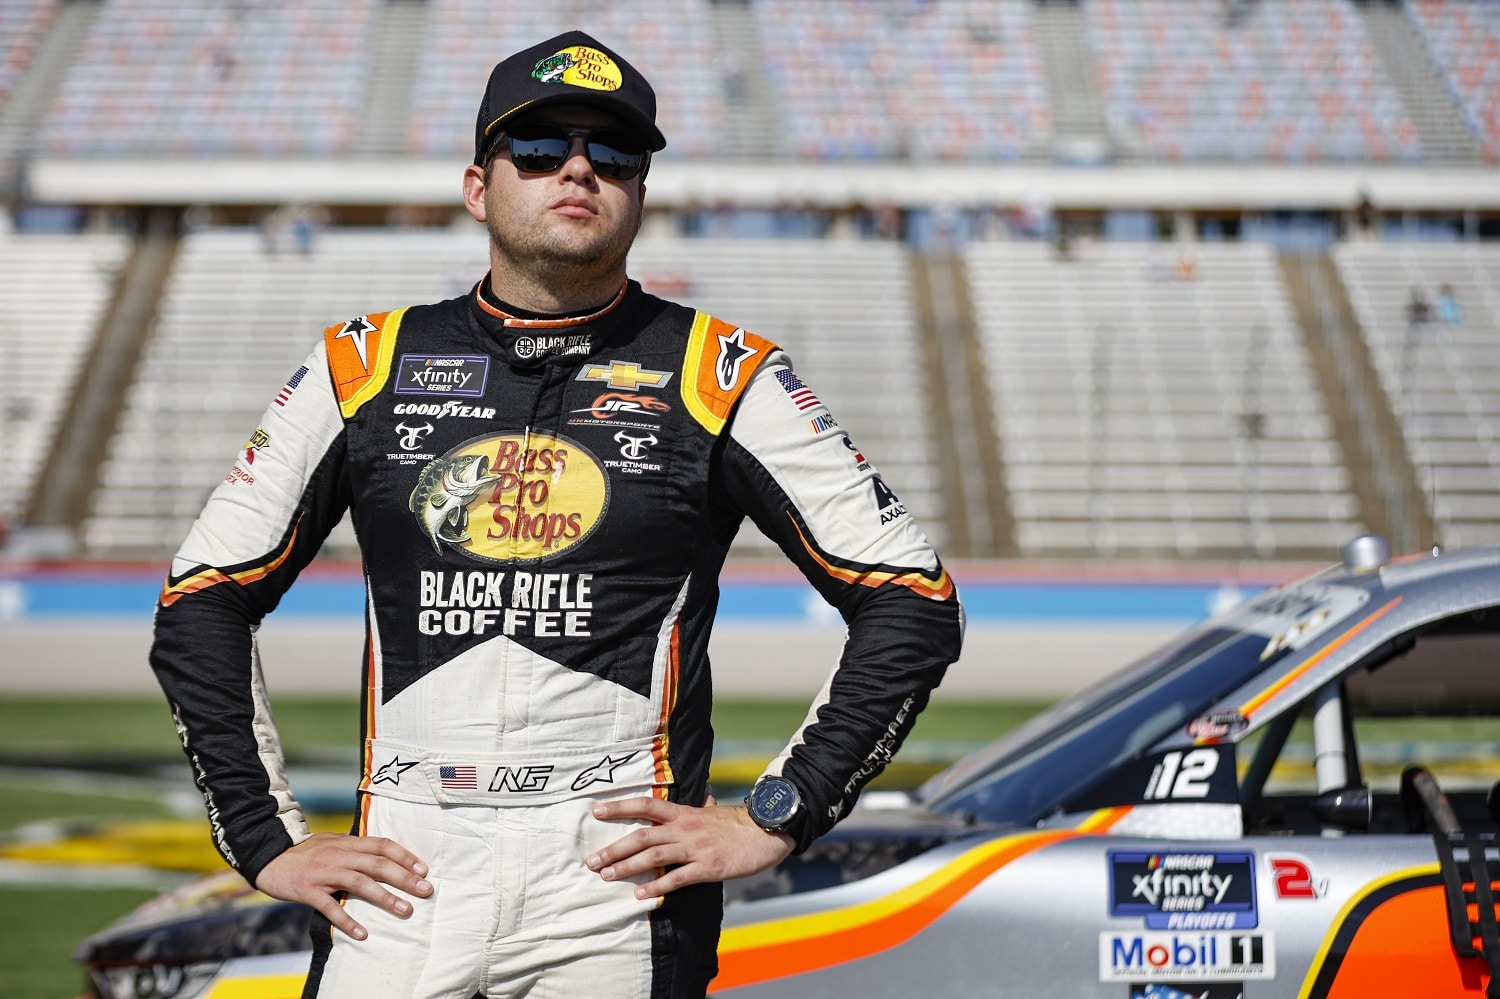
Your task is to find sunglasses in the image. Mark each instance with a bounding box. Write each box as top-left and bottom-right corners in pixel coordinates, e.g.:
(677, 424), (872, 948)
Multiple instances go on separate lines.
(494, 125), (649, 181)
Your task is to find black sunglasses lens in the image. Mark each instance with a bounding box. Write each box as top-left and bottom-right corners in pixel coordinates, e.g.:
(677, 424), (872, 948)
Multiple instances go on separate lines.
(507, 134), (571, 173)
(585, 138), (645, 180)
(504, 127), (645, 179)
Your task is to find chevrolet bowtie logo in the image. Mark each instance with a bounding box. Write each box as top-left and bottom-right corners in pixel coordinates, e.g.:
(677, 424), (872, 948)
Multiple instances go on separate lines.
(577, 360), (674, 392)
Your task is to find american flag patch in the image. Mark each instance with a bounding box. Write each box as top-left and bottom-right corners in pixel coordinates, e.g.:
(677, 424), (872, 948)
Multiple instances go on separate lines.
(274, 365), (309, 407)
(440, 765), (477, 790)
(808, 414), (838, 434)
(775, 369), (822, 411)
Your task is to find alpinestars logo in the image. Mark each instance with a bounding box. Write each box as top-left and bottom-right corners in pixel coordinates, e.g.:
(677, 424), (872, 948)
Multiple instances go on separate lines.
(336, 316), (377, 371)
(715, 327), (758, 390)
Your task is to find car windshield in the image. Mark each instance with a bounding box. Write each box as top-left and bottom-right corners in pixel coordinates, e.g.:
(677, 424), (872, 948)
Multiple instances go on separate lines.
(917, 580), (1350, 825)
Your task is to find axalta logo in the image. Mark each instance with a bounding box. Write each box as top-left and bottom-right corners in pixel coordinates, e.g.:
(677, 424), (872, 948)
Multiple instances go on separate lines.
(408, 432), (607, 563)
(532, 45), (623, 91)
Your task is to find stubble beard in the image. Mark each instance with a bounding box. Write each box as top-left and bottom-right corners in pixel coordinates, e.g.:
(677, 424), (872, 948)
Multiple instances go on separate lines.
(487, 201), (641, 303)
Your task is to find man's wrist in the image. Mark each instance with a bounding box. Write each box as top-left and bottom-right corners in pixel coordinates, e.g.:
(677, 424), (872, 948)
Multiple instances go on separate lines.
(744, 775), (809, 845)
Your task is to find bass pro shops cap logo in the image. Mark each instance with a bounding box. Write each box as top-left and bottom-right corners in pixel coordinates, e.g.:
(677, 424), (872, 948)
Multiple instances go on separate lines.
(409, 432), (608, 563)
(532, 46), (623, 91)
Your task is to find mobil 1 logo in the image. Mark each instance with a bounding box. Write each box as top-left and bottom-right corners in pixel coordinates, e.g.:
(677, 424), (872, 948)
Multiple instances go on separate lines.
(1109, 852), (1257, 929)
(1100, 932), (1273, 982)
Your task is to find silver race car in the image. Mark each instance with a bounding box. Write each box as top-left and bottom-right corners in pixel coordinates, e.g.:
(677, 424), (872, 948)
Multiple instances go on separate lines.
(78, 538), (1500, 998)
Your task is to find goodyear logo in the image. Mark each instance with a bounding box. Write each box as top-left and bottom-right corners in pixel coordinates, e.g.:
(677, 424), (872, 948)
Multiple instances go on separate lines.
(532, 46), (623, 92)
(409, 432), (607, 563)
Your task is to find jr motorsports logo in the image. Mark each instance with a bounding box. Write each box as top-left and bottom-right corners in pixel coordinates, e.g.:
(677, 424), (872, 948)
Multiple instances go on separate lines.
(409, 432), (608, 563)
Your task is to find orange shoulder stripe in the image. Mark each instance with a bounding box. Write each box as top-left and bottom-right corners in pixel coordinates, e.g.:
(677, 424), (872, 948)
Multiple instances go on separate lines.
(324, 309), (405, 419)
(680, 312), (777, 435)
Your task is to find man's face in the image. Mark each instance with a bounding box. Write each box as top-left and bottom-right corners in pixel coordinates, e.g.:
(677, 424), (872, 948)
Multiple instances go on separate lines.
(465, 104), (646, 283)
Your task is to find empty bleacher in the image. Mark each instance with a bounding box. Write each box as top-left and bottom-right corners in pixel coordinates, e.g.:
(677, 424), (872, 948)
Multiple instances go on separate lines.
(1406, 0), (1500, 163)
(964, 240), (1360, 559)
(40, 0), (378, 157)
(627, 237), (947, 551)
(1332, 242), (1500, 548)
(753, 0), (1050, 161)
(83, 227), (486, 555)
(408, 0), (722, 161)
(0, 229), (130, 521)
(1088, 0), (1421, 163)
(82, 230), (946, 557)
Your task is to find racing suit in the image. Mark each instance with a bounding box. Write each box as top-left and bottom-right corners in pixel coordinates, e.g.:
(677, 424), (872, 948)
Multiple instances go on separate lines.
(150, 278), (964, 998)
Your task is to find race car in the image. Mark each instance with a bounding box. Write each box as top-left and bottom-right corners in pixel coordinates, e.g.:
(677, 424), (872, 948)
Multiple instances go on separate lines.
(77, 538), (1500, 998)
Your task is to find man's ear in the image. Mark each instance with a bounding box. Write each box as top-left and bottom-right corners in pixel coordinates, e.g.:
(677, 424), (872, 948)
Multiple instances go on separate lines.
(462, 164), (488, 223)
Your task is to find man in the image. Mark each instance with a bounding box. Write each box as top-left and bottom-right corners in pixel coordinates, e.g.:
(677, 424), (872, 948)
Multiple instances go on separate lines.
(151, 31), (963, 999)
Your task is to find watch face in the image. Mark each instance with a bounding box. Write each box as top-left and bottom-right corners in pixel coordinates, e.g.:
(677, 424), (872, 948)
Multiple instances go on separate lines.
(749, 777), (800, 828)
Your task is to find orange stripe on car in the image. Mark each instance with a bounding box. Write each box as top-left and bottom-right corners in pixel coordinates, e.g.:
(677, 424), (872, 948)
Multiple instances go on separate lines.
(713, 829), (1076, 991)
(1296, 864), (1442, 999)
(788, 514), (954, 601)
(159, 517), (304, 607)
(1238, 597), (1401, 719)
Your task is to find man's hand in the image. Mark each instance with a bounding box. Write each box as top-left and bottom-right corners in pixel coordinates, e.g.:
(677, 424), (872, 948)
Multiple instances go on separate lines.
(255, 833), (433, 940)
(587, 797), (795, 900)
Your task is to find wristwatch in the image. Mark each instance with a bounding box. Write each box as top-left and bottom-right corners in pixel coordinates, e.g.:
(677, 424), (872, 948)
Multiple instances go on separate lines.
(745, 775), (805, 838)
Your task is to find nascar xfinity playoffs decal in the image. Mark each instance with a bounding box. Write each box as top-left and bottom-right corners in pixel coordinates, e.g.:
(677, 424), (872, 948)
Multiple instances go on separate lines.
(408, 432), (608, 563)
(395, 354), (490, 398)
(1109, 852), (1257, 929)
(1100, 932), (1274, 981)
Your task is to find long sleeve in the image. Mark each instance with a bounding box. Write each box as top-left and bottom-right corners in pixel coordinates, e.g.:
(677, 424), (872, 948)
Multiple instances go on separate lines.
(150, 339), (351, 885)
(719, 354), (964, 851)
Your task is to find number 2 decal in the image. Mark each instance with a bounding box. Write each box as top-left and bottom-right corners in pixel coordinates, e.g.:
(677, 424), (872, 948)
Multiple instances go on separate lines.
(1144, 748), (1219, 800)
(1269, 856), (1325, 899)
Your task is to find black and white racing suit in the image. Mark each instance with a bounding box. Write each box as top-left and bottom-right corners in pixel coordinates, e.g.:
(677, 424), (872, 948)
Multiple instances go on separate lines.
(150, 278), (964, 998)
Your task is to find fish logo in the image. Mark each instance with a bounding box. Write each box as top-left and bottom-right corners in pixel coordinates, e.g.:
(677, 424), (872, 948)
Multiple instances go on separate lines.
(408, 453), (502, 553)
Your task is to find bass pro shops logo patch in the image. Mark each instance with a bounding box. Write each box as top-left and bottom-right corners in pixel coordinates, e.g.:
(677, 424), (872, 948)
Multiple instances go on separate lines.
(532, 46), (623, 91)
(409, 432), (608, 563)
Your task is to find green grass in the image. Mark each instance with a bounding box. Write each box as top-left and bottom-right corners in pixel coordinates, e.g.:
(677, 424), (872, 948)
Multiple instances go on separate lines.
(0, 886), (159, 999)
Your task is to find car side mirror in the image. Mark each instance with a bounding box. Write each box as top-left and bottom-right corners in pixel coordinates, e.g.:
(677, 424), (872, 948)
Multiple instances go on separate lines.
(1311, 785), (1372, 831)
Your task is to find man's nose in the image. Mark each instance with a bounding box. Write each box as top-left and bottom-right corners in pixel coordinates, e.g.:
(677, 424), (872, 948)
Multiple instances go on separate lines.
(559, 135), (594, 182)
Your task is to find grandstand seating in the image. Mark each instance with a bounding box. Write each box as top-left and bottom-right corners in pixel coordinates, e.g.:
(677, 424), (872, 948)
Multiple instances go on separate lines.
(0, 0), (56, 108)
(965, 240), (1360, 559)
(408, 0), (722, 161)
(1332, 242), (1500, 548)
(83, 227), (485, 555)
(753, 0), (1050, 161)
(1087, 0), (1421, 163)
(83, 230), (945, 557)
(1406, 0), (1500, 163)
(626, 237), (947, 551)
(0, 229), (130, 522)
(40, 0), (377, 157)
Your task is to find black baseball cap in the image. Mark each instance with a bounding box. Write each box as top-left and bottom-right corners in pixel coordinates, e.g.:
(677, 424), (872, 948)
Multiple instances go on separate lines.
(474, 30), (666, 165)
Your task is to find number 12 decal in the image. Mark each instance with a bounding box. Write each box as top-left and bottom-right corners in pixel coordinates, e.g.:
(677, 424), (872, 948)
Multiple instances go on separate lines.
(1144, 748), (1219, 800)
